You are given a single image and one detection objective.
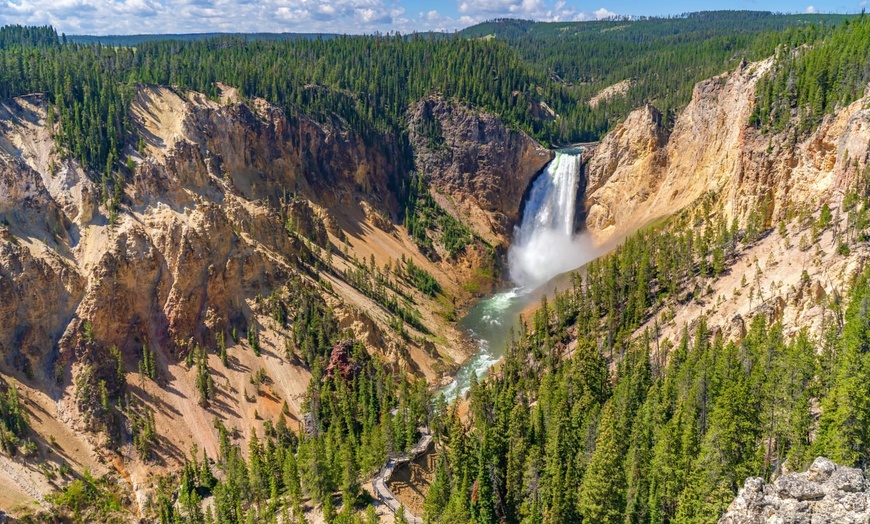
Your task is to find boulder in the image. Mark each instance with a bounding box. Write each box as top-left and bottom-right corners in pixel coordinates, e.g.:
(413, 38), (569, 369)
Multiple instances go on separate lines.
(719, 457), (870, 524)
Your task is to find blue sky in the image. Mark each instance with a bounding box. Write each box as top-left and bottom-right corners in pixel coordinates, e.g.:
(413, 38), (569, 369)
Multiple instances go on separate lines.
(0, 0), (866, 35)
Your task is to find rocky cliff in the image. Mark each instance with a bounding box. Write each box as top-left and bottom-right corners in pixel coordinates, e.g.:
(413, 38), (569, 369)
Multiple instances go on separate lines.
(719, 457), (870, 524)
(0, 85), (551, 513)
(1, 86), (401, 375)
(582, 102), (670, 236)
(408, 96), (553, 246)
(578, 58), (870, 349)
(582, 58), (870, 246)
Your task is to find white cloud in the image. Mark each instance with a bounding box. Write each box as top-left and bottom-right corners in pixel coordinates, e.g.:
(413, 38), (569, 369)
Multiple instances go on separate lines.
(573, 7), (618, 21)
(0, 0), (407, 34)
(1, 0), (167, 33)
(453, 0), (618, 23)
(0, 0), (621, 35)
(805, 4), (818, 12)
(404, 9), (479, 32)
(593, 7), (616, 18)
(458, 0), (546, 15)
(861, 0), (867, 7)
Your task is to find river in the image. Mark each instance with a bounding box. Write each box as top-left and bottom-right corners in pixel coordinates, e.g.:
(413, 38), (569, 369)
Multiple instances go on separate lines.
(441, 148), (598, 402)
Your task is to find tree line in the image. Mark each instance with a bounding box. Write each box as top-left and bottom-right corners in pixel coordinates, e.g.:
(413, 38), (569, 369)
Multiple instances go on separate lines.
(751, 14), (870, 135)
(0, 12), (854, 196)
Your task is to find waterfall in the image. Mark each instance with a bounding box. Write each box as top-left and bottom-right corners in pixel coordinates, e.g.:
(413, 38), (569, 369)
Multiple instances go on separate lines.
(508, 150), (593, 288)
(442, 149), (599, 402)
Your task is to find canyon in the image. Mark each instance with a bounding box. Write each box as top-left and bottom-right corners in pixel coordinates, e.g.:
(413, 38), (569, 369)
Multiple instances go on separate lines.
(0, 51), (869, 523)
(0, 85), (549, 515)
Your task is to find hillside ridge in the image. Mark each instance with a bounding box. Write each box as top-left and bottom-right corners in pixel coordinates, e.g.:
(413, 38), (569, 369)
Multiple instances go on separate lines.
(0, 84), (546, 516)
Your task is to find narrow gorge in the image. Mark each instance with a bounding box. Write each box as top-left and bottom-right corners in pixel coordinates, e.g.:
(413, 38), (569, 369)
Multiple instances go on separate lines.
(444, 148), (598, 401)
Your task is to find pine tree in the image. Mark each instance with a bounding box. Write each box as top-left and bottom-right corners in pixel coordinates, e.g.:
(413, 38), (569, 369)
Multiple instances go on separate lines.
(814, 272), (870, 466)
(340, 445), (361, 510)
(217, 330), (228, 367)
(283, 448), (304, 515)
(578, 402), (626, 524)
(139, 344), (156, 379)
(322, 491), (337, 524)
(248, 325), (261, 357)
(365, 505), (379, 524)
(675, 359), (760, 524)
(424, 451), (450, 522)
(196, 347), (214, 407)
(395, 505), (409, 524)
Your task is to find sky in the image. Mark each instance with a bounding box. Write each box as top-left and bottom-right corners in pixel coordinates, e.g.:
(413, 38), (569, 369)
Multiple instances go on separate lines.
(0, 0), (867, 36)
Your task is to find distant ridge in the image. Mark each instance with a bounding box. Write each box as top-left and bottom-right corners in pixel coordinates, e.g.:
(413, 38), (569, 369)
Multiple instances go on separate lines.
(459, 10), (854, 38)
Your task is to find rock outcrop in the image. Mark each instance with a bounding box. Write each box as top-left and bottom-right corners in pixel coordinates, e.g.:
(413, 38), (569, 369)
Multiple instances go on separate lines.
(582, 58), (870, 246)
(0, 85), (495, 379)
(582, 60), (773, 243)
(719, 457), (870, 524)
(129, 85), (407, 231)
(408, 96), (553, 245)
(582, 103), (670, 234)
(580, 57), (870, 349)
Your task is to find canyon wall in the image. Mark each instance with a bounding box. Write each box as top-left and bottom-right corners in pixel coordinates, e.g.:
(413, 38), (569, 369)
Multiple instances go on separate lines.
(408, 96), (553, 246)
(582, 58), (870, 245)
(0, 85), (554, 512)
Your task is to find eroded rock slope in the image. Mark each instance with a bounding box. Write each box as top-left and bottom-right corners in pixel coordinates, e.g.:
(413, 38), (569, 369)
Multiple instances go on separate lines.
(583, 58), (870, 247)
(0, 85), (548, 513)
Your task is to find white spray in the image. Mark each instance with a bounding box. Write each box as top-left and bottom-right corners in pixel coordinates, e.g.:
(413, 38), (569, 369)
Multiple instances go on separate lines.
(508, 151), (596, 289)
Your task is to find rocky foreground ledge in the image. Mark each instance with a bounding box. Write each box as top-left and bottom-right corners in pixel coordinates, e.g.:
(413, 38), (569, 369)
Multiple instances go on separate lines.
(719, 457), (869, 524)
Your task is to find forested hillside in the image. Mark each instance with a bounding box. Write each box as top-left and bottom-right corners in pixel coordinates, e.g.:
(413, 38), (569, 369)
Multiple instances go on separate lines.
(422, 198), (870, 523)
(460, 12), (853, 131)
(751, 14), (870, 133)
(0, 11), (853, 190)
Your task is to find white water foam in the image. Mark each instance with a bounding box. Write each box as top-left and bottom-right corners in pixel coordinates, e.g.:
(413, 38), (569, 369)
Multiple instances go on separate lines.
(508, 151), (596, 289)
(479, 287), (521, 326)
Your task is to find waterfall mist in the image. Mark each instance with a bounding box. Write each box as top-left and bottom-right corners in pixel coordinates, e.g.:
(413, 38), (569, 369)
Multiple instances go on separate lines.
(508, 151), (598, 289)
(441, 150), (601, 401)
